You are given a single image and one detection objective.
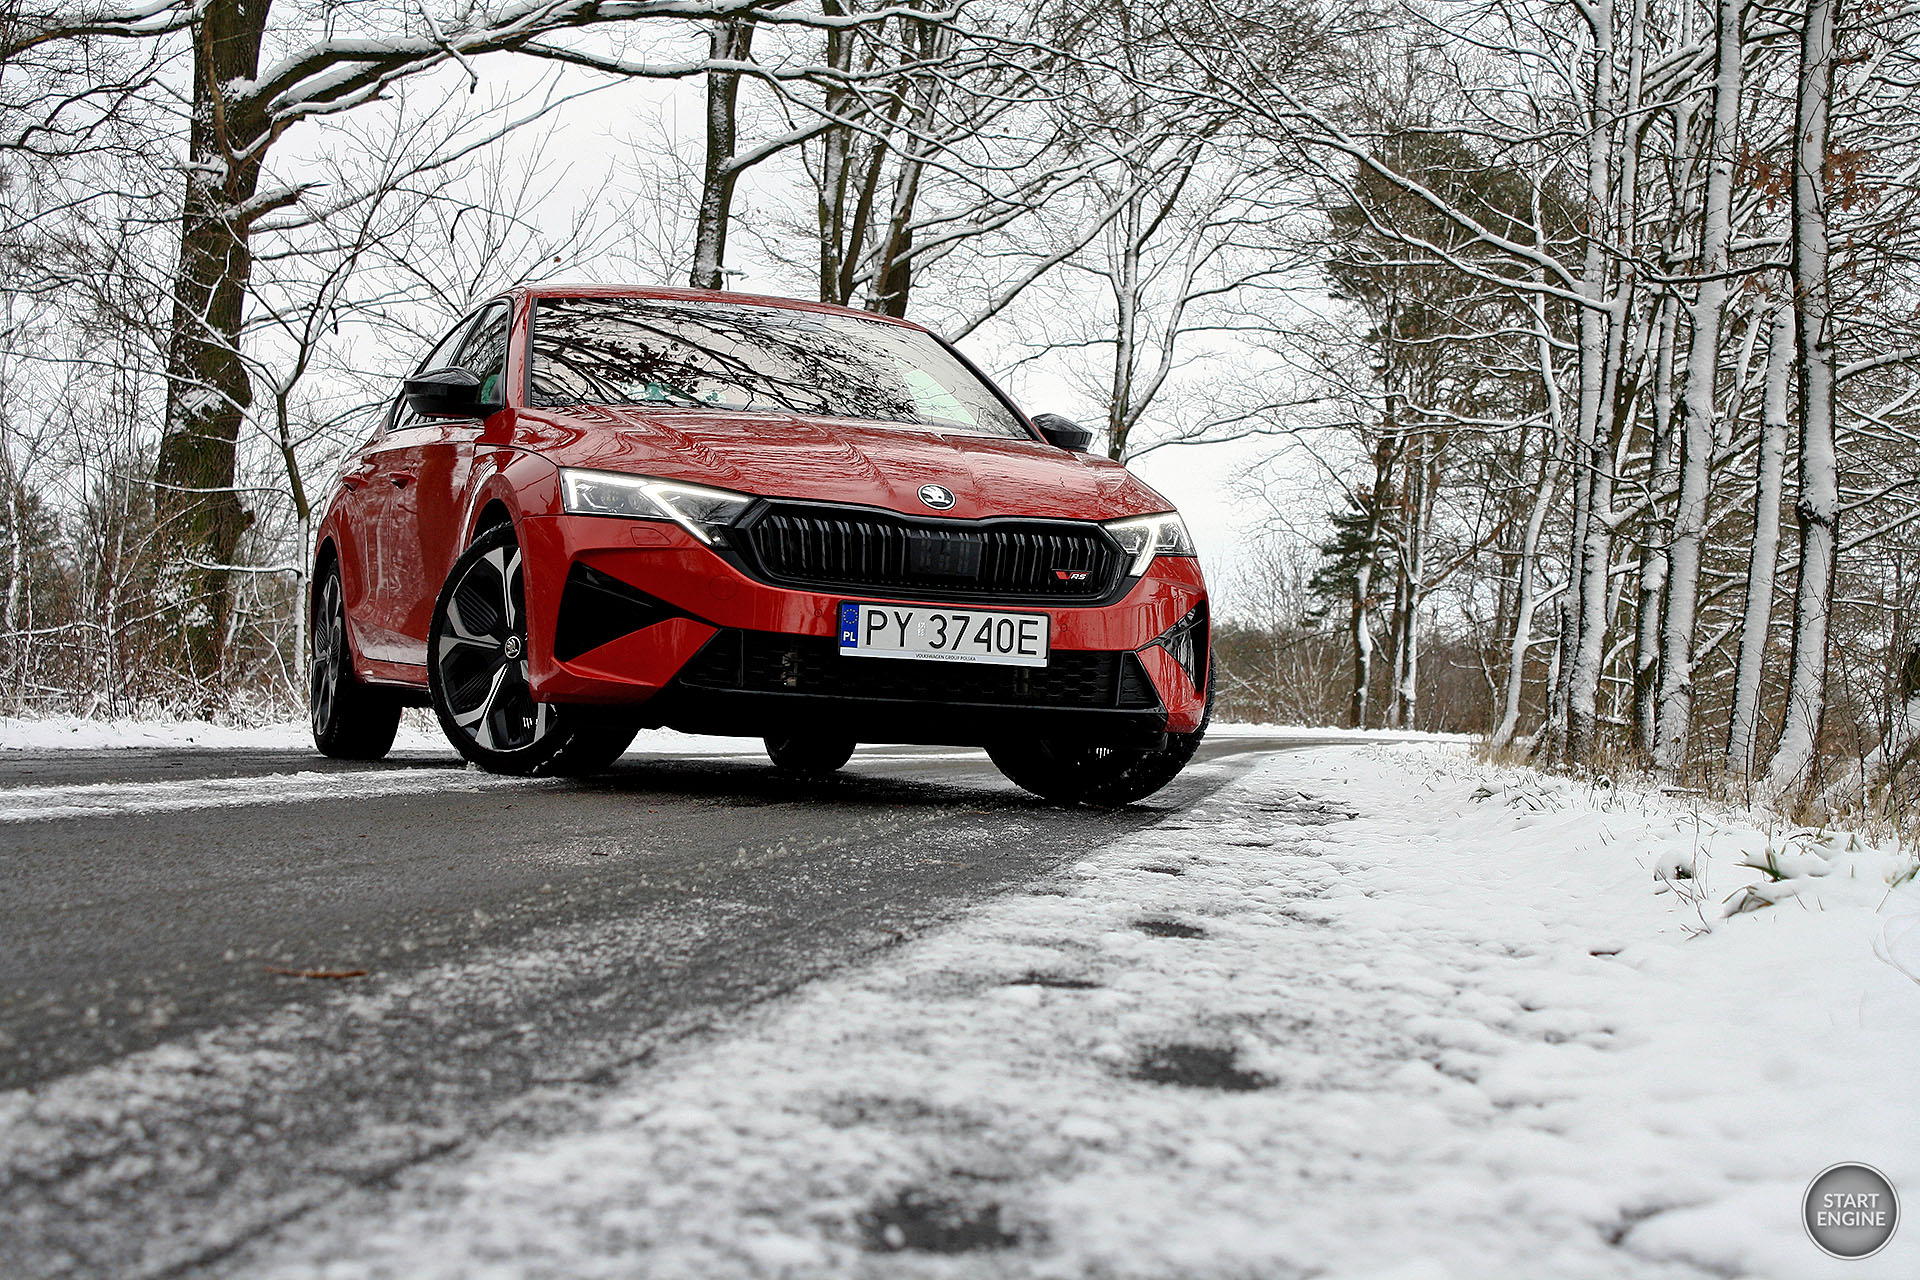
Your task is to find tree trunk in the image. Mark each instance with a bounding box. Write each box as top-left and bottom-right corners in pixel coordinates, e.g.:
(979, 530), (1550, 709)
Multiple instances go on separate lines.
(689, 17), (756, 291)
(1492, 438), (1556, 750)
(1349, 437), (1397, 729)
(274, 390), (313, 705)
(1349, 555), (1376, 731)
(869, 14), (949, 318)
(1496, 210), (1565, 753)
(1567, 297), (1628, 762)
(1386, 561), (1410, 729)
(153, 0), (273, 691)
(873, 141), (926, 317)
(1560, 0), (1614, 763)
(1394, 578), (1421, 730)
(1632, 294), (1679, 752)
(1653, 0), (1746, 776)
(1768, 0), (1841, 795)
(1726, 305), (1793, 776)
(816, 3), (857, 304)
(1107, 193), (1144, 460)
(1393, 432), (1437, 731)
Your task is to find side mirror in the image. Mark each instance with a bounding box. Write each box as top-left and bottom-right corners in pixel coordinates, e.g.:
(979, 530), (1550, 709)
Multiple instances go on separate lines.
(1032, 413), (1095, 452)
(403, 367), (486, 418)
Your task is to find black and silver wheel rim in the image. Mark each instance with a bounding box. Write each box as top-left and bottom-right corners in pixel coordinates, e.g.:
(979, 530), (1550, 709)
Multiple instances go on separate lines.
(436, 543), (555, 753)
(310, 574), (343, 734)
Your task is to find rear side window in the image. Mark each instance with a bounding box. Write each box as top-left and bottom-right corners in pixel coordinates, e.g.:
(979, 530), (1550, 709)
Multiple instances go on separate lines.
(527, 296), (1027, 438)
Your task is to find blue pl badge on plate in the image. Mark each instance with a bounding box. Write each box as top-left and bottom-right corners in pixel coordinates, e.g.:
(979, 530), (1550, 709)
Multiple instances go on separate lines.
(839, 602), (860, 649)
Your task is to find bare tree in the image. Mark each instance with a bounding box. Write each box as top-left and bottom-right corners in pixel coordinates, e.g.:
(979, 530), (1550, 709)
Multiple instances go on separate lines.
(1767, 0), (1841, 794)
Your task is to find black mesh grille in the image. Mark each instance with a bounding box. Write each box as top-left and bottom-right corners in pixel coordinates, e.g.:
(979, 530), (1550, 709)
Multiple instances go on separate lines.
(680, 630), (1159, 710)
(737, 503), (1125, 603)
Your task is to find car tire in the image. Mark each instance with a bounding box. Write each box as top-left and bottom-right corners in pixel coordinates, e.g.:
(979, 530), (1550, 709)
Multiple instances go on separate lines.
(309, 562), (403, 760)
(988, 658), (1214, 806)
(427, 523), (573, 775)
(764, 735), (857, 776)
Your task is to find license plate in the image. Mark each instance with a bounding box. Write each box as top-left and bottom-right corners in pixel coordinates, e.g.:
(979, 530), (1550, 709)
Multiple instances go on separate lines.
(838, 602), (1049, 667)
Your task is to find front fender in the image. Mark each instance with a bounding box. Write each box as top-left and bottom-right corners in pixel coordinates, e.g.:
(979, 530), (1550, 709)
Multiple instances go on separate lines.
(460, 446), (563, 543)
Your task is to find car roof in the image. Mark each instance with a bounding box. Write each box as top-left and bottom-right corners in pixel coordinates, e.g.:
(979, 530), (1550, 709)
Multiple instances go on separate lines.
(509, 285), (930, 333)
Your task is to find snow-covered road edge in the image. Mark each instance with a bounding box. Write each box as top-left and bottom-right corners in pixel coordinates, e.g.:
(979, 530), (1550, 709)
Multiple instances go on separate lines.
(1204, 721), (1478, 743)
(234, 743), (1920, 1280)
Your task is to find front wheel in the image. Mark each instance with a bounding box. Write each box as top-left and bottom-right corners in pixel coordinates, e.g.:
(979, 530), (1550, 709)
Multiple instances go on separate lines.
(989, 659), (1213, 806)
(428, 524), (569, 775)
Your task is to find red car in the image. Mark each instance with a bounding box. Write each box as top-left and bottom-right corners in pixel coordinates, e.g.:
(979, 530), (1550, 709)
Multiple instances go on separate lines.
(309, 286), (1211, 804)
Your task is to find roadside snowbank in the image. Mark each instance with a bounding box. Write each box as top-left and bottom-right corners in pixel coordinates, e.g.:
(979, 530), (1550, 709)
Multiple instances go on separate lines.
(243, 744), (1920, 1280)
(0, 714), (371, 752)
(1206, 721), (1478, 743)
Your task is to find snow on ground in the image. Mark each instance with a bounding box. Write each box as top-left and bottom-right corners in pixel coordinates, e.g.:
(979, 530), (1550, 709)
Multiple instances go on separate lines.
(0, 767), (563, 823)
(0, 714), (1457, 753)
(235, 743), (1920, 1280)
(0, 714), (369, 752)
(0, 713), (778, 758)
(1205, 721), (1477, 743)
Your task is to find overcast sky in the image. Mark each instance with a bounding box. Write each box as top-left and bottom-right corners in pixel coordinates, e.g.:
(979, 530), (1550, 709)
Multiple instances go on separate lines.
(293, 49), (1333, 606)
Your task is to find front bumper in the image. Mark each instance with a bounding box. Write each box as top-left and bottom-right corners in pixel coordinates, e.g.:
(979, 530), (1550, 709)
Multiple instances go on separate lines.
(517, 513), (1209, 744)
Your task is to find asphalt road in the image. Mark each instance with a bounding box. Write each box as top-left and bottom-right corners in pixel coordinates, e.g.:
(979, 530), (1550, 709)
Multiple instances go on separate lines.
(0, 732), (1323, 1279)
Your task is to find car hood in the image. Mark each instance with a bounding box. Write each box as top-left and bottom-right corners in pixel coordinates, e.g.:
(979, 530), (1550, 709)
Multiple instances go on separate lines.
(517, 406), (1173, 521)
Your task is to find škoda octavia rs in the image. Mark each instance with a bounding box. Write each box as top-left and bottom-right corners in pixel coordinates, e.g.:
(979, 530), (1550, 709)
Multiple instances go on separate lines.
(309, 286), (1210, 804)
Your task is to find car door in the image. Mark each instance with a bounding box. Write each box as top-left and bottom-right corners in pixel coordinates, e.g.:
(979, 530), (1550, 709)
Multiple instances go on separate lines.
(354, 313), (477, 665)
(389, 301), (513, 663)
(329, 422), (390, 660)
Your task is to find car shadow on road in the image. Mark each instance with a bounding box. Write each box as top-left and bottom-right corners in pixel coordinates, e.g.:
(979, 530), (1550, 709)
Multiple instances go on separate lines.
(567, 753), (1198, 819)
(566, 755), (1036, 808)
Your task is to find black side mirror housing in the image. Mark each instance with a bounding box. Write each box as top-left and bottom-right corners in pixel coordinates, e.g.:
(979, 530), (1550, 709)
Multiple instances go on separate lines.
(1032, 413), (1095, 452)
(403, 367), (487, 419)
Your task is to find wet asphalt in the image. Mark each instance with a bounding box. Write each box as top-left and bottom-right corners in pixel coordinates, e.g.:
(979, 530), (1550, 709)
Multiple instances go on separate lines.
(0, 733), (1327, 1278)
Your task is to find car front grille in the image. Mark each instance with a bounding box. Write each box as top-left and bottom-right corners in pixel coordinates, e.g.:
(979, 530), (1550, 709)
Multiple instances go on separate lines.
(679, 630), (1160, 710)
(734, 502), (1126, 604)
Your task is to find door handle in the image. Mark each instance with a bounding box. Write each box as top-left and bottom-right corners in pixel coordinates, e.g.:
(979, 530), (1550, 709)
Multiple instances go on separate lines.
(390, 473), (415, 489)
(340, 467), (374, 492)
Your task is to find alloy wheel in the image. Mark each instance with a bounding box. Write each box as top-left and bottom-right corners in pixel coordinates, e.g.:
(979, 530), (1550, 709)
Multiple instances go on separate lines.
(434, 543), (555, 753)
(309, 574), (343, 735)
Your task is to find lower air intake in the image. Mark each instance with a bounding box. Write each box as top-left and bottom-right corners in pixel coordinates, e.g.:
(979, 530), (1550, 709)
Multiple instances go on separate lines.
(552, 563), (686, 662)
(679, 630), (1159, 710)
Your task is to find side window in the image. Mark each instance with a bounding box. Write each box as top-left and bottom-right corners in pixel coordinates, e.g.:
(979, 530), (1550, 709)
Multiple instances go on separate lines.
(418, 315), (475, 375)
(387, 313), (479, 433)
(451, 303), (511, 408)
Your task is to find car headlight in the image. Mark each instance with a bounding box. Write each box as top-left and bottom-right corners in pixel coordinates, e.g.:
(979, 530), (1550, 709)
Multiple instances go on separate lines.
(559, 469), (752, 546)
(1103, 512), (1196, 576)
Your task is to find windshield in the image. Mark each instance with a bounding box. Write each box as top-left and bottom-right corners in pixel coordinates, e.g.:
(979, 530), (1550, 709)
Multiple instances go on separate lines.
(527, 296), (1029, 439)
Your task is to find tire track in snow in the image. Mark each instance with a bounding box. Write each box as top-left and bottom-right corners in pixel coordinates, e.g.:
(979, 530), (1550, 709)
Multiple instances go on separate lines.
(0, 767), (554, 823)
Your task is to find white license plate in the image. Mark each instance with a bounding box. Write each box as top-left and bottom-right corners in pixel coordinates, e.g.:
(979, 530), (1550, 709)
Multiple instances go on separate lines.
(838, 602), (1050, 667)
